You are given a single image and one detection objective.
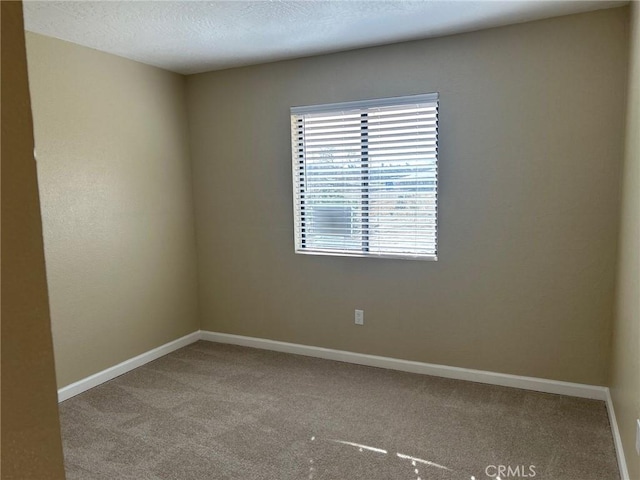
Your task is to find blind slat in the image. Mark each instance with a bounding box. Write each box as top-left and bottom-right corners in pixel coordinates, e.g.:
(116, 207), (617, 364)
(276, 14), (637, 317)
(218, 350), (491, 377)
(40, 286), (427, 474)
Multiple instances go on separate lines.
(300, 107), (437, 124)
(303, 134), (437, 148)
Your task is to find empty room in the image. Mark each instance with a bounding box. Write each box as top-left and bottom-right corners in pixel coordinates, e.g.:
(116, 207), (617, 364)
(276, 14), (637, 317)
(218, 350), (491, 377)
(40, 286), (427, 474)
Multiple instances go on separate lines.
(2, 0), (639, 479)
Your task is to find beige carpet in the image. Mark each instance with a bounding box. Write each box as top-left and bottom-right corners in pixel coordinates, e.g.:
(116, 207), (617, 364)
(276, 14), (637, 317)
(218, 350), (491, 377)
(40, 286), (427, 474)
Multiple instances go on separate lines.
(59, 341), (619, 479)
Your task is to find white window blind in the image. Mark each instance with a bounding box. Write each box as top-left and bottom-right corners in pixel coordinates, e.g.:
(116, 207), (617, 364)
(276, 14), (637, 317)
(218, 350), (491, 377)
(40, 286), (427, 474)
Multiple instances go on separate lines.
(291, 93), (439, 260)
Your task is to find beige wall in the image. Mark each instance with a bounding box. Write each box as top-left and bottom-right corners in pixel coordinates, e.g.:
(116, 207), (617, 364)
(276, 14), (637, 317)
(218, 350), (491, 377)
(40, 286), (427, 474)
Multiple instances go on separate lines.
(25, 33), (200, 388)
(187, 8), (628, 385)
(611, 2), (640, 478)
(1, 2), (66, 478)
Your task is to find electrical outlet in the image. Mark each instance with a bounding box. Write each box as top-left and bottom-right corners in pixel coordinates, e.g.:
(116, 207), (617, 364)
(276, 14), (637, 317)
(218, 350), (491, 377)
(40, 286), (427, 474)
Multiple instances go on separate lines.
(636, 419), (640, 456)
(355, 309), (364, 325)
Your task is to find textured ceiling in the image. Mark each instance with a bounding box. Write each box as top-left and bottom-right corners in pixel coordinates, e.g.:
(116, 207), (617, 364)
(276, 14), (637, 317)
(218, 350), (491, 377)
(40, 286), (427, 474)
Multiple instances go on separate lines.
(23, 1), (627, 75)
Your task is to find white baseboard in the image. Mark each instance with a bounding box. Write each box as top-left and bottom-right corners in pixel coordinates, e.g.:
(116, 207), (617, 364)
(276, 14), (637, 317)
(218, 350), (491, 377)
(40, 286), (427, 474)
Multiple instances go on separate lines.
(200, 331), (608, 400)
(57, 331), (201, 402)
(605, 389), (630, 480)
(56, 330), (611, 403)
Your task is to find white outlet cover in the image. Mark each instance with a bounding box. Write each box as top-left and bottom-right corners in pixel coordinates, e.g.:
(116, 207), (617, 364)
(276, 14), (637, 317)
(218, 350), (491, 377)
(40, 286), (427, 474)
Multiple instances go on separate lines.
(636, 419), (640, 456)
(355, 310), (364, 325)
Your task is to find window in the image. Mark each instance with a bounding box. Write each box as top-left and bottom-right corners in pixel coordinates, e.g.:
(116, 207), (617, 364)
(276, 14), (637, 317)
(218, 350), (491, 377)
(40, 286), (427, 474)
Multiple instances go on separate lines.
(290, 93), (439, 260)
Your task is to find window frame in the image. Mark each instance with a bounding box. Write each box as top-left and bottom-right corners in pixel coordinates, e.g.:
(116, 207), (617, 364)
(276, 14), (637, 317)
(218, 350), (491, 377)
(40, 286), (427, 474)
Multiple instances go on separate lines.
(290, 93), (439, 261)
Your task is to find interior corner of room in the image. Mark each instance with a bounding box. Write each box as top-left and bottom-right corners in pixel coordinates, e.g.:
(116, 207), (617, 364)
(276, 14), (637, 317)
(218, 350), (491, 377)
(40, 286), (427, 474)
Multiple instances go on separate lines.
(3, 1), (639, 479)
